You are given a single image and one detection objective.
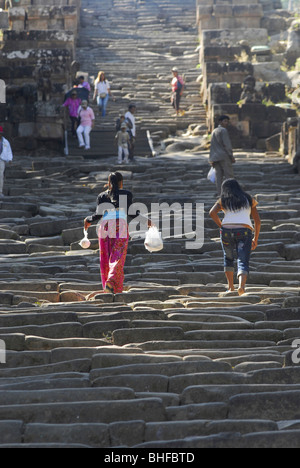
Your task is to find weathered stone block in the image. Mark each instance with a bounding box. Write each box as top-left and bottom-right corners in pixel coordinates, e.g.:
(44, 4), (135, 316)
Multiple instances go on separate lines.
(240, 103), (267, 122)
(0, 388), (134, 406)
(0, 421), (23, 444)
(228, 391), (300, 420)
(214, 5), (233, 17)
(201, 29), (269, 48)
(29, 219), (69, 237)
(112, 327), (184, 346)
(166, 402), (228, 422)
(0, 398), (167, 424)
(24, 423), (109, 448)
(35, 122), (64, 141)
(0, 333), (25, 351)
(283, 244), (300, 260)
(93, 374), (169, 393)
(109, 421), (145, 448)
(8, 7), (26, 32)
(91, 353), (180, 370)
(169, 372), (246, 394)
(0, 11), (9, 29)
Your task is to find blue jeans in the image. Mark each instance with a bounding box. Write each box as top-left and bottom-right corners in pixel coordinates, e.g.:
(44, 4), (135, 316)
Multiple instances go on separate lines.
(220, 227), (253, 277)
(97, 94), (109, 117)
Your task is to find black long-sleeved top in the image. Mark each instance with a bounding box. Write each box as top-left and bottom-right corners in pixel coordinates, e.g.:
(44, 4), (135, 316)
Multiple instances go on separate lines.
(86, 189), (139, 224)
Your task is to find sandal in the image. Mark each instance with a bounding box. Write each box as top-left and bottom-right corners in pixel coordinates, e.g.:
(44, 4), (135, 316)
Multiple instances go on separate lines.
(104, 284), (114, 294)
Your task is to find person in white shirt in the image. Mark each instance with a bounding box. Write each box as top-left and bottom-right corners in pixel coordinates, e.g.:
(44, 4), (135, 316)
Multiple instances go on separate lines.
(93, 71), (115, 117)
(125, 104), (136, 161)
(209, 179), (261, 296)
(76, 100), (95, 150)
(0, 126), (13, 197)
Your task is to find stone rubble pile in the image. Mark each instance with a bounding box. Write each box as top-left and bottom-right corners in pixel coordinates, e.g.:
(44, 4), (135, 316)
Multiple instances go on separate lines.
(0, 0), (299, 449)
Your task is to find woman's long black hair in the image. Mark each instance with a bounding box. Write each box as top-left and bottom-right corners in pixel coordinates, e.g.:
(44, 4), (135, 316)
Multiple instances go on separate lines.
(108, 172), (123, 203)
(221, 179), (252, 212)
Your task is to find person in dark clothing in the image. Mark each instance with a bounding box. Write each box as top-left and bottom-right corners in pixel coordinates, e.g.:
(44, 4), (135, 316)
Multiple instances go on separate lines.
(209, 115), (236, 196)
(84, 172), (151, 295)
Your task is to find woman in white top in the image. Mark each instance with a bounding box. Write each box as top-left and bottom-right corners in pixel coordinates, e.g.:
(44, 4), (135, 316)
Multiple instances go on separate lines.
(93, 71), (114, 117)
(209, 178), (261, 296)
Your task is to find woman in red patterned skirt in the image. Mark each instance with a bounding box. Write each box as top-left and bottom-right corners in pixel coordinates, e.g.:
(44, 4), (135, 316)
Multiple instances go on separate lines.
(84, 172), (151, 295)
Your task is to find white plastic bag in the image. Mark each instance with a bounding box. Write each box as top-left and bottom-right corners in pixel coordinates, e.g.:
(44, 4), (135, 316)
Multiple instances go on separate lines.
(207, 166), (216, 184)
(79, 229), (91, 249)
(144, 227), (163, 253)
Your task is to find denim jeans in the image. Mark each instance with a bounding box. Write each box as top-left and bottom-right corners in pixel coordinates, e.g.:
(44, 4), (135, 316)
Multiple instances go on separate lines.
(220, 227), (253, 277)
(97, 94), (109, 117)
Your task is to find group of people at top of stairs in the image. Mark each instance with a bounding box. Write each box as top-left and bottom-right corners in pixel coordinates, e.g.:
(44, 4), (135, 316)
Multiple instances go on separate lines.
(62, 71), (136, 162)
(63, 68), (186, 159)
(62, 75), (94, 151)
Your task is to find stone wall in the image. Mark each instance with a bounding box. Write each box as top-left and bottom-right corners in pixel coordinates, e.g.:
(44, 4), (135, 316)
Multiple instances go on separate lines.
(281, 117), (300, 171)
(8, 6), (78, 32)
(0, 0), (81, 153)
(197, 3), (264, 32)
(197, 0), (299, 152)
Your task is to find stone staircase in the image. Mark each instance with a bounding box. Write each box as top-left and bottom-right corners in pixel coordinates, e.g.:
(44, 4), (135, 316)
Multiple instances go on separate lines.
(67, 0), (206, 159)
(0, 0), (300, 450)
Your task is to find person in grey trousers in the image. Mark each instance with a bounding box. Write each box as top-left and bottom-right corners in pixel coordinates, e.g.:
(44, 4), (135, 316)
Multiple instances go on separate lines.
(209, 115), (236, 195)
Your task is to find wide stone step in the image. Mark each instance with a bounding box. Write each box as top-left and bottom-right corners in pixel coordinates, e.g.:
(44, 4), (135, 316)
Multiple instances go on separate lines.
(0, 387), (135, 405)
(0, 398), (166, 424)
(134, 430), (300, 448)
(0, 418), (282, 447)
(0, 0), (299, 449)
(90, 360), (232, 380)
(228, 391), (300, 421)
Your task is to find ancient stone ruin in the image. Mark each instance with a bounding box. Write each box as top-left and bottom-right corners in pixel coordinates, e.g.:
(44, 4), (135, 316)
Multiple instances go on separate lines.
(197, 0), (300, 163)
(0, 0), (299, 450)
(0, 0), (79, 152)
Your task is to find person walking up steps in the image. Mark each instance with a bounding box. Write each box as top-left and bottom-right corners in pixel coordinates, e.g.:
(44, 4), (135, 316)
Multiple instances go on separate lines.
(84, 172), (152, 296)
(209, 178), (261, 296)
(209, 115), (236, 196)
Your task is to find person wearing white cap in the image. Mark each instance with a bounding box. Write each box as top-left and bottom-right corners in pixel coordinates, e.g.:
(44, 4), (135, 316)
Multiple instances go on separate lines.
(0, 126), (13, 197)
(171, 67), (185, 117)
